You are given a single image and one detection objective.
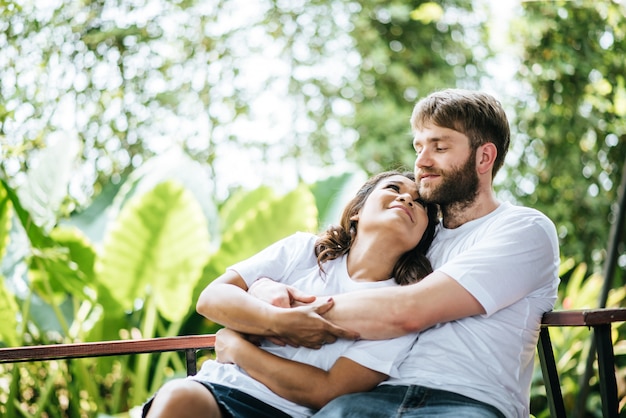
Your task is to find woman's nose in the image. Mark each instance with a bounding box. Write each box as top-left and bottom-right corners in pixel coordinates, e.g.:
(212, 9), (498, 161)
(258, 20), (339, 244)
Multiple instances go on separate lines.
(398, 195), (413, 206)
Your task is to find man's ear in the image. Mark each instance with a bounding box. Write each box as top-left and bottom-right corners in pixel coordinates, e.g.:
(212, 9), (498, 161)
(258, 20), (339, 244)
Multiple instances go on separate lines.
(477, 143), (497, 175)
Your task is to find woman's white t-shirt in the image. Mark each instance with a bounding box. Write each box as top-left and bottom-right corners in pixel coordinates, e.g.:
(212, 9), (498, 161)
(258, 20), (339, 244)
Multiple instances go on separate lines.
(194, 232), (417, 418)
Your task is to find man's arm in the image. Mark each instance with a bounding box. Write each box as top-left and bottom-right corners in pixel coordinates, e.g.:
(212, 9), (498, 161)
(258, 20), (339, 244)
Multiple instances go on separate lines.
(251, 271), (485, 340)
(197, 271), (359, 348)
(215, 328), (387, 409)
(325, 271), (485, 339)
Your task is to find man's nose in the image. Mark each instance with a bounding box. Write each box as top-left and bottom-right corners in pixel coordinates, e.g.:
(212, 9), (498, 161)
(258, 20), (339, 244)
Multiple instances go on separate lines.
(415, 149), (432, 168)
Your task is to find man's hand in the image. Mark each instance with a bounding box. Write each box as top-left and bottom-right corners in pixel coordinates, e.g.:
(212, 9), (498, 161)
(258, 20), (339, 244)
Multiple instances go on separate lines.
(249, 277), (316, 308)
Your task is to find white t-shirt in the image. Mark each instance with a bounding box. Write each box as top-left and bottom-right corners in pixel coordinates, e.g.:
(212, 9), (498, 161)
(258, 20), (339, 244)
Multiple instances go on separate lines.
(194, 232), (417, 418)
(384, 201), (560, 418)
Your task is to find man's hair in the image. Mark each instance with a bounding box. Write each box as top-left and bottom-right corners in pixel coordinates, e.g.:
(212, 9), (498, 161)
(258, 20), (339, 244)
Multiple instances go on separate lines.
(410, 89), (511, 176)
(315, 170), (439, 285)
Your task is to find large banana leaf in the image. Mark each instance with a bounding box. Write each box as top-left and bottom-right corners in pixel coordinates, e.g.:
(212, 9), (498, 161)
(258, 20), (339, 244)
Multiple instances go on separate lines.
(194, 183), (318, 303)
(13, 134), (79, 233)
(309, 170), (367, 230)
(110, 149), (221, 250)
(96, 180), (210, 323)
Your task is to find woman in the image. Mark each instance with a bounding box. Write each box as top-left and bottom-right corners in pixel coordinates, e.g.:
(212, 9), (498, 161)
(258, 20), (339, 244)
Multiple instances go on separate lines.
(144, 170), (439, 418)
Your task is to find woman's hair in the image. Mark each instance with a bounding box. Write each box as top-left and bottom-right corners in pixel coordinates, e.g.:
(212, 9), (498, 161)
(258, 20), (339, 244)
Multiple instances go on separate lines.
(410, 89), (510, 177)
(314, 170), (439, 285)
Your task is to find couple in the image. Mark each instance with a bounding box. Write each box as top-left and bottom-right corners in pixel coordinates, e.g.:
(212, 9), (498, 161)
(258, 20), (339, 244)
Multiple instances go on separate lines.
(144, 89), (560, 418)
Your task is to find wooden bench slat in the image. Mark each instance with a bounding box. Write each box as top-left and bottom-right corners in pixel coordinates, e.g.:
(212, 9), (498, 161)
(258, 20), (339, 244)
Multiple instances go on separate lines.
(2, 308), (626, 417)
(0, 335), (215, 364)
(541, 308), (626, 327)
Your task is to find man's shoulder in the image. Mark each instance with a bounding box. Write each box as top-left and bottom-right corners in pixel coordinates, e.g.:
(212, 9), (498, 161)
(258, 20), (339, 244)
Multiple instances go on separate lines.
(498, 201), (554, 223)
(495, 202), (558, 243)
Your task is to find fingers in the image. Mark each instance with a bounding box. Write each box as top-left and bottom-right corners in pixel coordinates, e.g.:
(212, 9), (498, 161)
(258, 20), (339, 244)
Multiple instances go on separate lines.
(326, 322), (360, 341)
(289, 287), (317, 305)
(264, 336), (288, 346)
(313, 297), (335, 315)
(249, 278), (293, 308)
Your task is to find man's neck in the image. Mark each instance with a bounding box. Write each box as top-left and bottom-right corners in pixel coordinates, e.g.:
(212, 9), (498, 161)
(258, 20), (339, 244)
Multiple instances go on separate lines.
(441, 191), (500, 229)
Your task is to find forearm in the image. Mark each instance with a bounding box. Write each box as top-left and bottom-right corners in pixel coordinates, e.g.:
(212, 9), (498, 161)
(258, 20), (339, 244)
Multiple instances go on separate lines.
(197, 281), (281, 336)
(325, 286), (416, 339)
(324, 272), (486, 340)
(232, 342), (335, 409)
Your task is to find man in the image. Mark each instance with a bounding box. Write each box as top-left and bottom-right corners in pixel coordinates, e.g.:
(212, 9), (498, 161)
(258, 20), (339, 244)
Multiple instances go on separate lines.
(247, 89), (560, 417)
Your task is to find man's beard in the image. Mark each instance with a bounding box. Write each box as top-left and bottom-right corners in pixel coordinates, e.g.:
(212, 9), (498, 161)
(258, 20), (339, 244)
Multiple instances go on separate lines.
(418, 149), (479, 207)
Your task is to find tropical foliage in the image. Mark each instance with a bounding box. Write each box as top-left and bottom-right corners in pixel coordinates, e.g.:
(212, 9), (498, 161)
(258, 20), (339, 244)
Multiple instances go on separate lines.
(0, 145), (361, 416)
(1, 0), (626, 417)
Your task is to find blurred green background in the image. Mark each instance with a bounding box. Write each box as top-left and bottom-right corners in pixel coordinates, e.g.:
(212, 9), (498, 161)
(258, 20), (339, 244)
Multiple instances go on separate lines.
(1, 0), (625, 416)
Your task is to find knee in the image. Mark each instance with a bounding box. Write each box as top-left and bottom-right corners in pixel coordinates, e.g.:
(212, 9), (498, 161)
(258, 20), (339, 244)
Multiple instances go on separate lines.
(147, 379), (209, 417)
(160, 380), (200, 402)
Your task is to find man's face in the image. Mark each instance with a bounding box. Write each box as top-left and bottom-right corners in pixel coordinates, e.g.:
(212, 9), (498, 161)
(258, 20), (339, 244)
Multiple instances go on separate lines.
(413, 124), (479, 206)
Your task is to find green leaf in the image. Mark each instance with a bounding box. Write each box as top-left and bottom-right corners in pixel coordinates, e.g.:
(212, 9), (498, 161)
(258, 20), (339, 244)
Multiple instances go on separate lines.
(310, 171), (367, 231)
(218, 186), (276, 234)
(29, 246), (91, 302)
(14, 134), (80, 232)
(0, 276), (19, 347)
(96, 180), (210, 322)
(50, 226), (97, 284)
(28, 227), (98, 303)
(0, 182), (11, 262)
(213, 184), (317, 272)
(0, 178), (52, 249)
(193, 184), (318, 302)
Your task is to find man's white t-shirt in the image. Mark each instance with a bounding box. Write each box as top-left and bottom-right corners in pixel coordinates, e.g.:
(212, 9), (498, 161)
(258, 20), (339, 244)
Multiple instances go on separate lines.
(194, 232), (417, 418)
(383, 201), (560, 418)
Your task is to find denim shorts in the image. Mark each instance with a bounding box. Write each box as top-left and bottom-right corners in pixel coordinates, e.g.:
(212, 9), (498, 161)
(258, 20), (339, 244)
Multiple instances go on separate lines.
(312, 385), (506, 418)
(142, 381), (291, 418)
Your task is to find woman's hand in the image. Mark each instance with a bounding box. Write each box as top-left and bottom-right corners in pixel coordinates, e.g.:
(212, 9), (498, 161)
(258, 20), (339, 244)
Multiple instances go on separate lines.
(215, 328), (250, 364)
(271, 297), (360, 348)
(249, 277), (316, 308)
(249, 278), (360, 348)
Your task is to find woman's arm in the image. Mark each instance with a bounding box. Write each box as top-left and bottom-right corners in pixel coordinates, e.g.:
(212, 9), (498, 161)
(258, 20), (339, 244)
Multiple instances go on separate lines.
(215, 328), (387, 410)
(197, 271), (359, 348)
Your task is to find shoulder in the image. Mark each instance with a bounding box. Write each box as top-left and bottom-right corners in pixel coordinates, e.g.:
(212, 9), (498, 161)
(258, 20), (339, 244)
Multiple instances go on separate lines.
(497, 202), (556, 229)
(290, 231), (320, 246)
(493, 202), (559, 249)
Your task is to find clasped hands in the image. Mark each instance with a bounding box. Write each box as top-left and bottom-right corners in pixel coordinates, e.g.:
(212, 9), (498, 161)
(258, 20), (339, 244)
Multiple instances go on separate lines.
(216, 277), (359, 365)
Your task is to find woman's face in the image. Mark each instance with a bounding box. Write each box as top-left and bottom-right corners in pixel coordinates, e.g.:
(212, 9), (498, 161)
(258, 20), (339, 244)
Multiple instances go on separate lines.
(353, 175), (429, 251)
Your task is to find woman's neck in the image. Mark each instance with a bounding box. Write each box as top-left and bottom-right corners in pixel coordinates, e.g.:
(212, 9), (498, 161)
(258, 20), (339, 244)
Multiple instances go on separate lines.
(345, 235), (402, 282)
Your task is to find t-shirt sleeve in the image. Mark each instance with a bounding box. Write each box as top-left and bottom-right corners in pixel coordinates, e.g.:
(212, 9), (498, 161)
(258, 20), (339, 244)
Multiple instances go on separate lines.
(227, 232), (318, 288)
(439, 210), (559, 316)
(340, 334), (417, 378)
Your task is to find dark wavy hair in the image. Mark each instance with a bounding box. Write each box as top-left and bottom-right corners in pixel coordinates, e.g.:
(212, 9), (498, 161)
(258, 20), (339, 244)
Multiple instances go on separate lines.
(314, 171), (439, 285)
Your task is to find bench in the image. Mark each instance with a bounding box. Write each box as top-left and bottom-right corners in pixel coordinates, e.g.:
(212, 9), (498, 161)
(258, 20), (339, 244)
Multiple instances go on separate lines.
(538, 308), (626, 418)
(1, 308), (625, 417)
